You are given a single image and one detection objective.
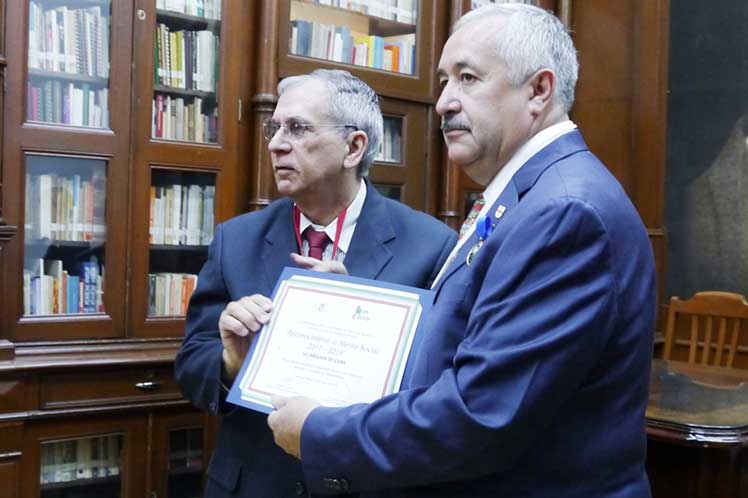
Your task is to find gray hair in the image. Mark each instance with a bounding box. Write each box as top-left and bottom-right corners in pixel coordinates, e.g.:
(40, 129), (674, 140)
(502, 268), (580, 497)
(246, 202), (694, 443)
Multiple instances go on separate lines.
(277, 69), (383, 177)
(453, 4), (578, 113)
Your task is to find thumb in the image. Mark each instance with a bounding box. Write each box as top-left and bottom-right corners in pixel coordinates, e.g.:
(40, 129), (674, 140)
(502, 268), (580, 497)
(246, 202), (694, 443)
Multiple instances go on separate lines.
(271, 395), (289, 410)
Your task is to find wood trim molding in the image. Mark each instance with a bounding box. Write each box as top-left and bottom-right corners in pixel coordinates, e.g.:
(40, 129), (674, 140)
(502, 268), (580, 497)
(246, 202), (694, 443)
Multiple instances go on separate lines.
(248, 0), (281, 212)
(557, 0), (573, 29)
(0, 340), (15, 361)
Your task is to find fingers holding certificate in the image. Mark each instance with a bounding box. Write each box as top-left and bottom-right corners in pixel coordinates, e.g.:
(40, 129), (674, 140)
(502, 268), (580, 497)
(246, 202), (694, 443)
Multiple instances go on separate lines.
(227, 267), (434, 413)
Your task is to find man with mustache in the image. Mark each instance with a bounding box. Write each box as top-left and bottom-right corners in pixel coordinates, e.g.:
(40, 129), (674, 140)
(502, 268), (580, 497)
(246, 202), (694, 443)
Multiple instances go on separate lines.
(175, 69), (456, 498)
(268, 5), (656, 498)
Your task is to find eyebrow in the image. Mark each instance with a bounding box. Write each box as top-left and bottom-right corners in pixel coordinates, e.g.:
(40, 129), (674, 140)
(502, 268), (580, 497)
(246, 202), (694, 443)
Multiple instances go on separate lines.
(436, 60), (481, 79)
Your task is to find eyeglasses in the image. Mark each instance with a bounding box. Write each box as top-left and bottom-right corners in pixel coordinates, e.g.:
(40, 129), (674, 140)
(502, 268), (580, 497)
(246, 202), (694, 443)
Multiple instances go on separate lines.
(262, 118), (357, 141)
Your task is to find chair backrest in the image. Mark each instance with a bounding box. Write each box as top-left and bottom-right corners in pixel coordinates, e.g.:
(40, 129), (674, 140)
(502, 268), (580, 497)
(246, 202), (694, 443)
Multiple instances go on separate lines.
(663, 291), (748, 368)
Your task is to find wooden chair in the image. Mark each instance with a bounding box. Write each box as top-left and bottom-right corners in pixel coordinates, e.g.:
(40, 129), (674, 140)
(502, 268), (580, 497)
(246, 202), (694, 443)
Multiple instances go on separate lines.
(663, 291), (748, 368)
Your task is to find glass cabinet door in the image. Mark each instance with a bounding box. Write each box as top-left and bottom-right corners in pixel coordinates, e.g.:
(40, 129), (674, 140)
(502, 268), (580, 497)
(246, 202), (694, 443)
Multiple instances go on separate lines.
(288, 0), (417, 75)
(166, 427), (203, 498)
(39, 434), (123, 498)
(152, 0), (222, 143)
(374, 116), (402, 164)
(151, 412), (207, 498)
(27, 0), (111, 128)
(148, 168), (214, 318)
(24, 154), (107, 317)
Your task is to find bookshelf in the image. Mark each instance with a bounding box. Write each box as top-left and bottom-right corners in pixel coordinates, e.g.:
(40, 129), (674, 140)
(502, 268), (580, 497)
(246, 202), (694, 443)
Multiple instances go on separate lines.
(0, 0), (248, 497)
(129, 0), (252, 338)
(27, 0), (111, 128)
(152, 7), (221, 143)
(23, 154), (107, 317)
(147, 169), (214, 318)
(277, 0), (443, 103)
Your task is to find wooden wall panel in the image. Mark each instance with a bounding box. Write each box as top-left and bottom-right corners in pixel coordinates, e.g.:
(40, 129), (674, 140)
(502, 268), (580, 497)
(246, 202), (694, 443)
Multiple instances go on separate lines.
(572, 1), (634, 192)
(573, 0), (669, 315)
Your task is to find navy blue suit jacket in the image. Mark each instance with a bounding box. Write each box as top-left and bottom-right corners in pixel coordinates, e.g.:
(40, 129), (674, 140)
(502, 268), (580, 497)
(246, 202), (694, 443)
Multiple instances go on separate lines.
(300, 131), (656, 498)
(174, 183), (456, 498)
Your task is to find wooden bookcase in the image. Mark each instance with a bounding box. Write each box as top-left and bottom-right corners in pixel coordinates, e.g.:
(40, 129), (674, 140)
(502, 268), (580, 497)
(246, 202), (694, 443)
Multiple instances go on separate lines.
(0, 0), (249, 496)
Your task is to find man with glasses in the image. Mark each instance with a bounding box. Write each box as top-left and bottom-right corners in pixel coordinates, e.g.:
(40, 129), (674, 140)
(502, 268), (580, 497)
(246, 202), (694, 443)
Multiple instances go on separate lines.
(175, 69), (456, 498)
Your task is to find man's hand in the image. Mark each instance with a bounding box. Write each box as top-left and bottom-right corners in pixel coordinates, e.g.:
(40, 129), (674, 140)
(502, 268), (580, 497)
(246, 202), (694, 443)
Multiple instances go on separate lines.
(267, 395), (320, 459)
(291, 253), (349, 275)
(219, 294), (272, 383)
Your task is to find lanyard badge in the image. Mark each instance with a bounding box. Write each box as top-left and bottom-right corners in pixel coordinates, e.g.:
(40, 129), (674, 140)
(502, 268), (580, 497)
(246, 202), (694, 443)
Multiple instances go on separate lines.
(466, 215), (494, 266)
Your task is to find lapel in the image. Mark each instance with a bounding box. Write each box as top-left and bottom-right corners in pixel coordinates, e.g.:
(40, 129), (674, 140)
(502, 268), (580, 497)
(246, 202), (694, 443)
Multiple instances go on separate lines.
(433, 181), (520, 297)
(432, 130), (589, 296)
(261, 199), (297, 290)
(343, 181), (395, 279)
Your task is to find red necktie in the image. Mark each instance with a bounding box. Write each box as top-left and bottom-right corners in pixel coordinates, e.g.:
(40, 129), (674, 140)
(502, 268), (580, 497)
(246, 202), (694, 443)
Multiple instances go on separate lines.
(459, 196), (485, 240)
(305, 228), (330, 261)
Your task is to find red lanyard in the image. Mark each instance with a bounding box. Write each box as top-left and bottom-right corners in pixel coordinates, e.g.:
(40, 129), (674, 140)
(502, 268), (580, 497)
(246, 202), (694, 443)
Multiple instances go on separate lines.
(293, 205), (348, 260)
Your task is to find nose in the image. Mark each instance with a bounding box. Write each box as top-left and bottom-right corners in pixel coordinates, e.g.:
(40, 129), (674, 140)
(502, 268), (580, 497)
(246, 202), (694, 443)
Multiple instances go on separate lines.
(267, 127), (291, 154)
(435, 82), (461, 117)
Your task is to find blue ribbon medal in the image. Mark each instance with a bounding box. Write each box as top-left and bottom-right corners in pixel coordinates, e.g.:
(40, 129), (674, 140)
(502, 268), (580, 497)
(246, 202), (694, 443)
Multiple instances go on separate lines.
(466, 215), (494, 266)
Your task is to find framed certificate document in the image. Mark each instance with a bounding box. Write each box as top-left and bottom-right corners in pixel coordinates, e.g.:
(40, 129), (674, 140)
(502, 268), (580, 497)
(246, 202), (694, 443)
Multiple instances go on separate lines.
(227, 267), (434, 414)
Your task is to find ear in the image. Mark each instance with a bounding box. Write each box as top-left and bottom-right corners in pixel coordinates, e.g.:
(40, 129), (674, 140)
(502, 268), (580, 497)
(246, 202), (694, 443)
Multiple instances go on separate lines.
(342, 130), (368, 171)
(527, 68), (556, 117)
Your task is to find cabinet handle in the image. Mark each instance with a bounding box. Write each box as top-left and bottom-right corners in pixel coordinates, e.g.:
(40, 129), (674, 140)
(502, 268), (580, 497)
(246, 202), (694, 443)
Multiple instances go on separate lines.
(135, 381), (162, 391)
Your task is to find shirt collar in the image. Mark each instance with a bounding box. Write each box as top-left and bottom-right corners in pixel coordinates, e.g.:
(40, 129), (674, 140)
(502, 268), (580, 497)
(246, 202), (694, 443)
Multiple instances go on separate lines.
(298, 179), (366, 254)
(481, 120), (577, 212)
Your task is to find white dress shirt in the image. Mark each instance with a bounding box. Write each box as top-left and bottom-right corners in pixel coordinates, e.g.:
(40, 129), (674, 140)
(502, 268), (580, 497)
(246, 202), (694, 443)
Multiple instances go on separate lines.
(298, 179), (367, 262)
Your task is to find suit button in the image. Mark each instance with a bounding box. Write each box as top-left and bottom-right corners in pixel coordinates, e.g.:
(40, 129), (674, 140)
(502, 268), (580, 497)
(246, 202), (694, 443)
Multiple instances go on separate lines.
(209, 402), (217, 413)
(294, 481), (306, 496)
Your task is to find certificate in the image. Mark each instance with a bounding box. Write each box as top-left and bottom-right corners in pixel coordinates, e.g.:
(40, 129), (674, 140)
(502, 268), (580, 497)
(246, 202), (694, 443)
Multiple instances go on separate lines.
(227, 267), (434, 414)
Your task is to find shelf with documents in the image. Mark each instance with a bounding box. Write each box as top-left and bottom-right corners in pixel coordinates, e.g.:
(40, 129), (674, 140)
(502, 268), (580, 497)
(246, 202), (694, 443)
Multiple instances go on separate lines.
(278, 0), (442, 102)
(151, 9), (221, 144)
(131, 166), (215, 328)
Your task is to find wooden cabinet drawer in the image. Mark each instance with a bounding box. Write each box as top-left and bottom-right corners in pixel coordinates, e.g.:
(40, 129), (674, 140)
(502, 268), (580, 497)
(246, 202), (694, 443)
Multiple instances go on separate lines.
(40, 367), (181, 409)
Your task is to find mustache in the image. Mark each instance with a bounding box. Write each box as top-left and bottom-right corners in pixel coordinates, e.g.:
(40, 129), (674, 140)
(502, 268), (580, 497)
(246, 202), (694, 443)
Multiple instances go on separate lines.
(441, 115), (470, 132)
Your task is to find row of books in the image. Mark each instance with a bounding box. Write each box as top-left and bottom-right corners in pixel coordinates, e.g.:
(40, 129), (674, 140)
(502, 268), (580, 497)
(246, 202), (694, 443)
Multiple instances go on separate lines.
(40, 435), (121, 485)
(300, 0), (417, 24)
(148, 272), (198, 317)
(28, 2), (110, 79)
(471, 0), (535, 7)
(24, 259), (103, 316)
(374, 119), (402, 163)
(155, 24), (219, 92)
(149, 183), (215, 246)
(290, 20), (415, 74)
(27, 80), (109, 128)
(25, 172), (106, 242)
(152, 94), (218, 143)
(157, 0), (222, 20)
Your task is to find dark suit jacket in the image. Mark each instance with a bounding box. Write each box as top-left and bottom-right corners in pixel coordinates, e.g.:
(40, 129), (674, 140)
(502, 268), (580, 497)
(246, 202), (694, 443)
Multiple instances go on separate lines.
(300, 131), (656, 498)
(174, 183), (457, 498)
